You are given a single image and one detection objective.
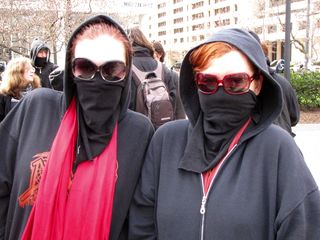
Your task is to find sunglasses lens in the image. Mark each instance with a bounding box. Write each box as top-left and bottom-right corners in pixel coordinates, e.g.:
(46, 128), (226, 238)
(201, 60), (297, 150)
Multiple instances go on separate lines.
(72, 58), (96, 80)
(101, 61), (126, 82)
(224, 73), (251, 94)
(196, 73), (218, 93)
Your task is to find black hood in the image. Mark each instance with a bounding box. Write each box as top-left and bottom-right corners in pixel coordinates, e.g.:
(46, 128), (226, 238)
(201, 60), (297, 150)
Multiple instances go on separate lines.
(63, 15), (132, 120)
(62, 15), (132, 163)
(30, 39), (51, 63)
(180, 28), (282, 136)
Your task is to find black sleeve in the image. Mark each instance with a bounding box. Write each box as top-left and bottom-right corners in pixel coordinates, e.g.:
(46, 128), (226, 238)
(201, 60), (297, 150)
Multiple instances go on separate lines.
(0, 95), (5, 122)
(163, 67), (186, 120)
(49, 68), (64, 91)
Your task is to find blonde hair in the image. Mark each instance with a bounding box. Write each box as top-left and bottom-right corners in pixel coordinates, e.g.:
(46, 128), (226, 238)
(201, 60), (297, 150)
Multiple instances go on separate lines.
(0, 57), (41, 99)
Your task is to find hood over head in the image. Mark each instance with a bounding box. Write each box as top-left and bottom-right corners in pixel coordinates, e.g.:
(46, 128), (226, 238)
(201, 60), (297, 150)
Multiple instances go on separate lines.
(180, 28), (282, 131)
(62, 15), (132, 163)
(30, 39), (51, 63)
(179, 28), (282, 173)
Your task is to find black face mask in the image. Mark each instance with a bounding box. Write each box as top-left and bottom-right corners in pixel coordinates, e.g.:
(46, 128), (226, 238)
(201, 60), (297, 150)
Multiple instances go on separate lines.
(198, 88), (257, 162)
(34, 57), (47, 68)
(73, 75), (125, 162)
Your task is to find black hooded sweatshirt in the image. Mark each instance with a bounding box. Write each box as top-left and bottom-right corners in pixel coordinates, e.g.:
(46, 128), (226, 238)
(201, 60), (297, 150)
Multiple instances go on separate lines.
(129, 28), (320, 239)
(29, 40), (59, 88)
(0, 15), (154, 240)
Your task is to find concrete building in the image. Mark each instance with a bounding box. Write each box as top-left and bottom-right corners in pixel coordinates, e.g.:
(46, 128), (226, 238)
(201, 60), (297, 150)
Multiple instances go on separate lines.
(140, 0), (320, 68)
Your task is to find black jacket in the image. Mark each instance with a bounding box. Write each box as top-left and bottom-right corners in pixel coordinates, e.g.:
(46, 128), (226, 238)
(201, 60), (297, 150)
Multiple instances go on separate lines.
(0, 15), (154, 240)
(129, 46), (185, 120)
(269, 68), (300, 136)
(129, 28), (320, 239)
(0, 94), (11, 122)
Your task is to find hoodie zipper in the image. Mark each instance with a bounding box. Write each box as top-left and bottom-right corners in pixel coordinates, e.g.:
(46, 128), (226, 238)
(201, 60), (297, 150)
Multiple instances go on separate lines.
(199, 144), (237, 240)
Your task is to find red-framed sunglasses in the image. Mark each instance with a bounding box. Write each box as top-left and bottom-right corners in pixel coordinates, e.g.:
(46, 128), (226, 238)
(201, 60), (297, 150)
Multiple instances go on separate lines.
(194, 72), (257, 95)
(72, 58), (127, 82)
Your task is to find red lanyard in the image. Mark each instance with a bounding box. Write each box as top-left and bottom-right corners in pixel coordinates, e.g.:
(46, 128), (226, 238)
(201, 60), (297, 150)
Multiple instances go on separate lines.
(202, 117), (252, 194)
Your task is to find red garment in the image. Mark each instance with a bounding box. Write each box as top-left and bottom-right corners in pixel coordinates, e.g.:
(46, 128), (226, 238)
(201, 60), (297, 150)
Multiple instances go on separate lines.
(22, 98), (118, 240)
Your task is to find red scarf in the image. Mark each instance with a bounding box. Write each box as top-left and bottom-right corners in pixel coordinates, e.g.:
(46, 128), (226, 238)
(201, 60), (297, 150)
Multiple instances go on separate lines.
(22, 98), (118, 240)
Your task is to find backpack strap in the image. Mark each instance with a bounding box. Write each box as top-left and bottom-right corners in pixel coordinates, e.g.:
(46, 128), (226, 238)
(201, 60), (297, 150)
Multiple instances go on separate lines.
(131, 63), (163, 84)
(131, 64), (148, 84)
(153, 62), (163, 79)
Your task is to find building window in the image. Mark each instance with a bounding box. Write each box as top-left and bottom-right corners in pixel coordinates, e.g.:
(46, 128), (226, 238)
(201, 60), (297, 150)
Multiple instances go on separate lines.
(158, 21), (166, 27)
(270, 0), (285, 7)
(268, 25), (277, 33)
(174, 17), (184, 24)
(192, 12), (204, 20)
(180, 38), (184, 43)
(298, 21), (307, 30)
(254, 27), (262, 34)
(215, 6), (230, 15)
(158, 31), (166, 36)
(214, 19), (230, 27)
(157, 2), (166, 9)
(174, 27), (184, 34)
(174, 0), (183, 3)
(192, 36), (197, 42)
(174, 7), (183, 14)
(192, 1), (204, 9)
(192, 23), (204, 31)
(158, 12), (166, 18)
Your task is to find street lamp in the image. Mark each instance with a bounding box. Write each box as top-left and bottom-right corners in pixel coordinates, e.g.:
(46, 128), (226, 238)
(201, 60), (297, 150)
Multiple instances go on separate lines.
(284, 0), (291, 80)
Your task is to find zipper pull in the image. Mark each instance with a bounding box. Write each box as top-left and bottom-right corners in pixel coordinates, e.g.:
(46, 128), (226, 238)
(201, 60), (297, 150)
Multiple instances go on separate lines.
(200, 195), (207, 215)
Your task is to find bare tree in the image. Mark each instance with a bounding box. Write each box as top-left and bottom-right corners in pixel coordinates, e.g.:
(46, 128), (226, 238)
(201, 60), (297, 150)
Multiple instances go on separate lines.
(252, 0), (320, 67)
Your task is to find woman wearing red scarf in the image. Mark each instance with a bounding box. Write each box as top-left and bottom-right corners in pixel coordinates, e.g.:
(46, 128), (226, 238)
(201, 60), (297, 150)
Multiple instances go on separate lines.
(0, 15), (154, 240)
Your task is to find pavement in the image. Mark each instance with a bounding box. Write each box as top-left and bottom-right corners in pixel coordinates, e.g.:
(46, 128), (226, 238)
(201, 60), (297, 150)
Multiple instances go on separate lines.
(293, 124), (320, 186)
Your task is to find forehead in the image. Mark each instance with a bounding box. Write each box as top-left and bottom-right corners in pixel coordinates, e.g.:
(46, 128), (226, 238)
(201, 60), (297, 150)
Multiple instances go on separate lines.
(38, 49), (48, 54)
(74, 35), (126, 65)
(202, 50), (253, 75)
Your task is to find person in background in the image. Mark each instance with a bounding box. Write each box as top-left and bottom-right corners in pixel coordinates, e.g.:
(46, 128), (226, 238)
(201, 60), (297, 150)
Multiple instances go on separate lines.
(152, 40), (185, 119)
(249, 31), (300, 137)
(29, 39), (59, 88)
(152, 40), (165, 63)
(0, 57), (40, 122)
(129, 28), (320, 239)
(128, 27), (185, 124)
(0, 15), (153, 240)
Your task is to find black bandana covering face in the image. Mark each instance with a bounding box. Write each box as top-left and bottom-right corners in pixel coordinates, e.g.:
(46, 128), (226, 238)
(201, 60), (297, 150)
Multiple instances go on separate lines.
(198, 88), (257, 163)
(34, 57), (47, 68)
(73, 74), (125, 162)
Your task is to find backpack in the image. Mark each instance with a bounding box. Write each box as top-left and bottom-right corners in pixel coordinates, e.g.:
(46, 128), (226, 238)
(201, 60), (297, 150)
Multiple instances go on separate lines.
(132, 63), (174, 129)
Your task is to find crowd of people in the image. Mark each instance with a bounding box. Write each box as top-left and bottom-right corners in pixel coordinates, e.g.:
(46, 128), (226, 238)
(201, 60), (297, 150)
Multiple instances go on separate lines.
(0, 14), (319, 240)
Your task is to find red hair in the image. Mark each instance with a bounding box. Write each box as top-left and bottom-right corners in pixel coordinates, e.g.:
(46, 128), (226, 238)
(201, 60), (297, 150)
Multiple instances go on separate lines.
(189, 42), (257, 74)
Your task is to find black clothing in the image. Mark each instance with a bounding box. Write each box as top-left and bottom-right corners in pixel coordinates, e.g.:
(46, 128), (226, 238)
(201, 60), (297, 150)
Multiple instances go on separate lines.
(199, 89), (257, 167)
(129, 45), (185, 120)
(0, 94), (11, 122)
(0, 15), (154, 240)
(269, 68), (300, 136)
(129, 28), (320, 239)
(49, 67), (64, 91)
(30, 40), (58, 88)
